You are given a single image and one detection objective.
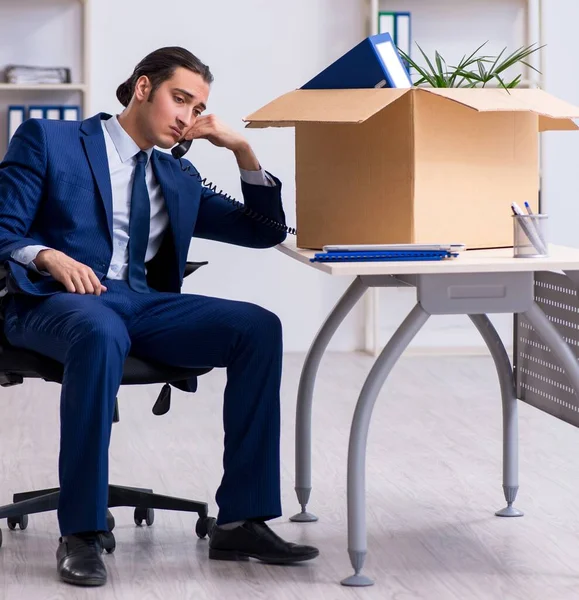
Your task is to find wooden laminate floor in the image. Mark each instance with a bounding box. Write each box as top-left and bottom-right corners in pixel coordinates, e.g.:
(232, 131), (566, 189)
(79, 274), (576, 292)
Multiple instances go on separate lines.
(1, 352), (579, 599)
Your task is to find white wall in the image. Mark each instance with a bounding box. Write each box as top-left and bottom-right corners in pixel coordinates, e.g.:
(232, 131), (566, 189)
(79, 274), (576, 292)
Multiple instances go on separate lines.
(89, 0), (367, 352)
(87, 0), (579, 353)
(376, 0), (528, 353)
(541, 1), (579, 248)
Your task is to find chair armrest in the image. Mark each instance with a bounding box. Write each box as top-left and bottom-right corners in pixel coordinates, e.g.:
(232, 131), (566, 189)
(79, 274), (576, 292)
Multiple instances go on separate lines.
(184, 261), (208, 279)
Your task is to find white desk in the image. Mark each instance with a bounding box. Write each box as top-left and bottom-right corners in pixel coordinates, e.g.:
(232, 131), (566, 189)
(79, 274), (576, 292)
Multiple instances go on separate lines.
(278, 241), (579, 587)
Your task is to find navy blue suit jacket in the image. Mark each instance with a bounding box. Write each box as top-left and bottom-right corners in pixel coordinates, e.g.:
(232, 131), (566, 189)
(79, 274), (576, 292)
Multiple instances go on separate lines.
(0, 113), (287, 297)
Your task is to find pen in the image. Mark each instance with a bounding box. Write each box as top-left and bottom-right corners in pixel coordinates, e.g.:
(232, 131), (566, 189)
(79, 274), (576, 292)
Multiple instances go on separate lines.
(521, 202), (544, 252)
(511, 202), (547, 255)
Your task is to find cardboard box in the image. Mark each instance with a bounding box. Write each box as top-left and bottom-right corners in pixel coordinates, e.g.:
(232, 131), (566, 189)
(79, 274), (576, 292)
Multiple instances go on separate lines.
(244, 88), (579, 250)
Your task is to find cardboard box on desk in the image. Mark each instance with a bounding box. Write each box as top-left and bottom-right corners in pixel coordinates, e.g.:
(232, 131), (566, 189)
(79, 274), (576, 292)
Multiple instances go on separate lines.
(244, 87), (579, 250)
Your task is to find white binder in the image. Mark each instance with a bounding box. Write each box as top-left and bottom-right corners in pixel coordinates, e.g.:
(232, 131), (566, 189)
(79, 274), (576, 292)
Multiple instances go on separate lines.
(62, 106), (80, 121)
(28, 106), (45, 119)
(396, 14), (411, 56)
(378, 11), (412, 57)
(45, 107), (61, 120)
(7, 106), (25, 144)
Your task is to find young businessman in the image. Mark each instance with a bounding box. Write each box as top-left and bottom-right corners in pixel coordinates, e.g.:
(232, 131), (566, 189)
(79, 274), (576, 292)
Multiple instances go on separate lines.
(0, 46), (318, 587)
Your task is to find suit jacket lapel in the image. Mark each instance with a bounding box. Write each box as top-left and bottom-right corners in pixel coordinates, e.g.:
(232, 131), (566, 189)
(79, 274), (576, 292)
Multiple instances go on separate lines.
(151, 151), (182, 266)
(79, 116), (183, 271)
(80, 113), (114, 245)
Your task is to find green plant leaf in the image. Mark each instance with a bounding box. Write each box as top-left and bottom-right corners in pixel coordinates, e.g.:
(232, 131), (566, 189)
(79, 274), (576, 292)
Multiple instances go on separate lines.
(485, 47), (507, 82)
(399, 40), (543, 89)
(477, 59), (489, 85)
(397, 47), (437, 86)
(493, 72), (510, 92)
(505, 74), (522, 88)
(434, 51), (448, 87)
(415, 43), (442, 84)
(520, 60), (541, 75)
(490, 43), (544, 76)
(452, 74), (469, 88)
(448, 41), (493, 85)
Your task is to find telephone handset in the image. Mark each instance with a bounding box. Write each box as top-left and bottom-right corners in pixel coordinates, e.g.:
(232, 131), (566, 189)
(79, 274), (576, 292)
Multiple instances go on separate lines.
(171, 138), (193, 160)
(170, 139), (296, 236)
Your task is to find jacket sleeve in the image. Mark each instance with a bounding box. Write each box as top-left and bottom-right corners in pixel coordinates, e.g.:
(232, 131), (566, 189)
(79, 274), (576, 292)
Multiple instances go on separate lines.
(0, 119), (48, 263)
(11, 244), (52, 274)
(189, 160), (288, 249)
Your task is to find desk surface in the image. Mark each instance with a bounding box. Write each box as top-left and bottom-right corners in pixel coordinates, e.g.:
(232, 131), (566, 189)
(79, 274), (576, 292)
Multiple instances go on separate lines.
(277, 241), (579, 276)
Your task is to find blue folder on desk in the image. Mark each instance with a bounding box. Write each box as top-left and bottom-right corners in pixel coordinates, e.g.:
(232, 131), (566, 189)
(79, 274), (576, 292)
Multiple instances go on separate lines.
(310, 250), (456, 263)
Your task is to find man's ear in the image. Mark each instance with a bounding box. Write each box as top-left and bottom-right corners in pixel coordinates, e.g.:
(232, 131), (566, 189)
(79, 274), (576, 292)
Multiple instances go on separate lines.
(134, 75), (151, 101)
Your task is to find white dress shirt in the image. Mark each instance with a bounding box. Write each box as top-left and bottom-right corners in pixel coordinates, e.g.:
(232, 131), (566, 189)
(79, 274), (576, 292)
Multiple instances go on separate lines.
(11, 115), (274, 278)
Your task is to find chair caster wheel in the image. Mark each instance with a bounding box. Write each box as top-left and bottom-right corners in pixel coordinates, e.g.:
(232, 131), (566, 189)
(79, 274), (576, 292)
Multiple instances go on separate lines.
(100, 531), (116, 554)
(195, 516), (216, 539)
(7, 514), (28, 531)
(106, 510), (115, 532)
(134, 507), (154, 526)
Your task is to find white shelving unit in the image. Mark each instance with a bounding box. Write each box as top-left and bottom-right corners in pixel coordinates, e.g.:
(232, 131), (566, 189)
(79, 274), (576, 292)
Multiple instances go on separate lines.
(363, 0), (544, 356)
(0, 84), (88, 92)
(0, 0), (90, 159)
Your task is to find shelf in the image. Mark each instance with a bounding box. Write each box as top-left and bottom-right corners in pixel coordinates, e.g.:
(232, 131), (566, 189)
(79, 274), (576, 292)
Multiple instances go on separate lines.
(0, 83), (87, 92)
(417, 79), (539, 90)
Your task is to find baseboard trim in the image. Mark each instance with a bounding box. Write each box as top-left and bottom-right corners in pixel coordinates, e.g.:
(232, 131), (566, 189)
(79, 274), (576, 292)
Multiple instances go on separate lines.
(360, 345), (514, 358)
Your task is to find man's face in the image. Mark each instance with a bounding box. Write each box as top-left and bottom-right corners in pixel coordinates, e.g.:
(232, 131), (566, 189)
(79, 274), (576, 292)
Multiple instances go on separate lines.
(137, 67), (210, 150)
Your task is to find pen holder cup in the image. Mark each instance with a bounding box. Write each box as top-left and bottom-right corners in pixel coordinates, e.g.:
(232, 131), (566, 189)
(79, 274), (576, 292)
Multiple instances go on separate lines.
(513, 213), (548, 258)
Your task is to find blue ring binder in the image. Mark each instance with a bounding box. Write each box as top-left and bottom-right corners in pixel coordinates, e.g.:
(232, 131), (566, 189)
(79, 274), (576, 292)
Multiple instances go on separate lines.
(310, 250), (456, 263)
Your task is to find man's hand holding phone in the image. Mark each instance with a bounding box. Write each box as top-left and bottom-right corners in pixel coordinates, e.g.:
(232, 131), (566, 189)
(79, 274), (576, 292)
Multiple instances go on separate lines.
(34, 249), (108, 296)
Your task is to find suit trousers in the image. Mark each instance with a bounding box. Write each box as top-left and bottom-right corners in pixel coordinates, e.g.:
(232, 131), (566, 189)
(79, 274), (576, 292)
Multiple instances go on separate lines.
(3, 279), (283, 535)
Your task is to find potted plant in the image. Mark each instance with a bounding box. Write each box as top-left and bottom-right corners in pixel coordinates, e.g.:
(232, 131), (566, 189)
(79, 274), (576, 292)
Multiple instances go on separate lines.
(398, 42), (543, 90)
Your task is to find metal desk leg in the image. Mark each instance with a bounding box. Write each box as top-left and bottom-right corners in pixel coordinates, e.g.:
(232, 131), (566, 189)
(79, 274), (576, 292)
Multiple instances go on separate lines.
(341, 303), (430, 587)
(291, 277), (368, 523)
(469, 315), (523, 518)
(522, 302), (579, 400)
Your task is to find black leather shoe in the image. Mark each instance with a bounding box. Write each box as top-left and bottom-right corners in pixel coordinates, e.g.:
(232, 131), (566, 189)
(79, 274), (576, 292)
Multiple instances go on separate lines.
(56, 532), (107, 586)
(209, 520), (319, 564)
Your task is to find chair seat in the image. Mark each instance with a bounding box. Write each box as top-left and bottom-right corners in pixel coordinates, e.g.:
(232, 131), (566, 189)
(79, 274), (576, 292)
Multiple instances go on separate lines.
(0, 343), (211, 386)
(0, 260), (212, 386)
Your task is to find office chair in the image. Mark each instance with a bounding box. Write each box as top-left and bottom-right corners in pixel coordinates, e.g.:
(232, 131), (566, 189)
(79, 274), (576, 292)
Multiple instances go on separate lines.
(0, 261), (217, 553)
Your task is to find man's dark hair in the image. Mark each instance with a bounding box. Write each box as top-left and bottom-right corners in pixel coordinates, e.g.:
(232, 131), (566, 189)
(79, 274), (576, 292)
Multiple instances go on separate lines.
(116, 46), (214, 108)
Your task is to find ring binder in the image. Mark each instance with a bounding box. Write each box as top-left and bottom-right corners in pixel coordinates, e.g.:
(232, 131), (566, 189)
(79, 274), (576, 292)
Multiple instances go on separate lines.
(310, 250), (457, 263)
(301, 32), (411, 90)
(378, 11), (412, 67)
(7, 106), (25, 145)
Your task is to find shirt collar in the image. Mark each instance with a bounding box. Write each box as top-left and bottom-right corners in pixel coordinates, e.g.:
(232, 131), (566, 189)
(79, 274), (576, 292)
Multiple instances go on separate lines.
(103, 115), (154, 164)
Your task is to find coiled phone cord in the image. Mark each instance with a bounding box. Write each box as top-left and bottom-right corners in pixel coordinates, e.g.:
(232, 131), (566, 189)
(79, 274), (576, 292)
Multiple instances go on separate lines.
(175, 155), (297, 236)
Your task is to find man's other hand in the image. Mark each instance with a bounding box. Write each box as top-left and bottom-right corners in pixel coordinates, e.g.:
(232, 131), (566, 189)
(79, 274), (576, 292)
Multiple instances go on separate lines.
(183, 114), (246, 151)
(183, 115), (260, 171)
(34, 250), (108, 295)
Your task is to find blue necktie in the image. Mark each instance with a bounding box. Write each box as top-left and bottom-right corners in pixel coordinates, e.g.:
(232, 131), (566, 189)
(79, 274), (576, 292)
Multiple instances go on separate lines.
(127, 151), (151, 293)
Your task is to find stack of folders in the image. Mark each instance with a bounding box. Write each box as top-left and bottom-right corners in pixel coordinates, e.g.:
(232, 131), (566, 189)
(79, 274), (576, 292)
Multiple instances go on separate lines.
(310, 243), (466, 263)
(7, 105), (81, 145)
(4, 65), (71, 84)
